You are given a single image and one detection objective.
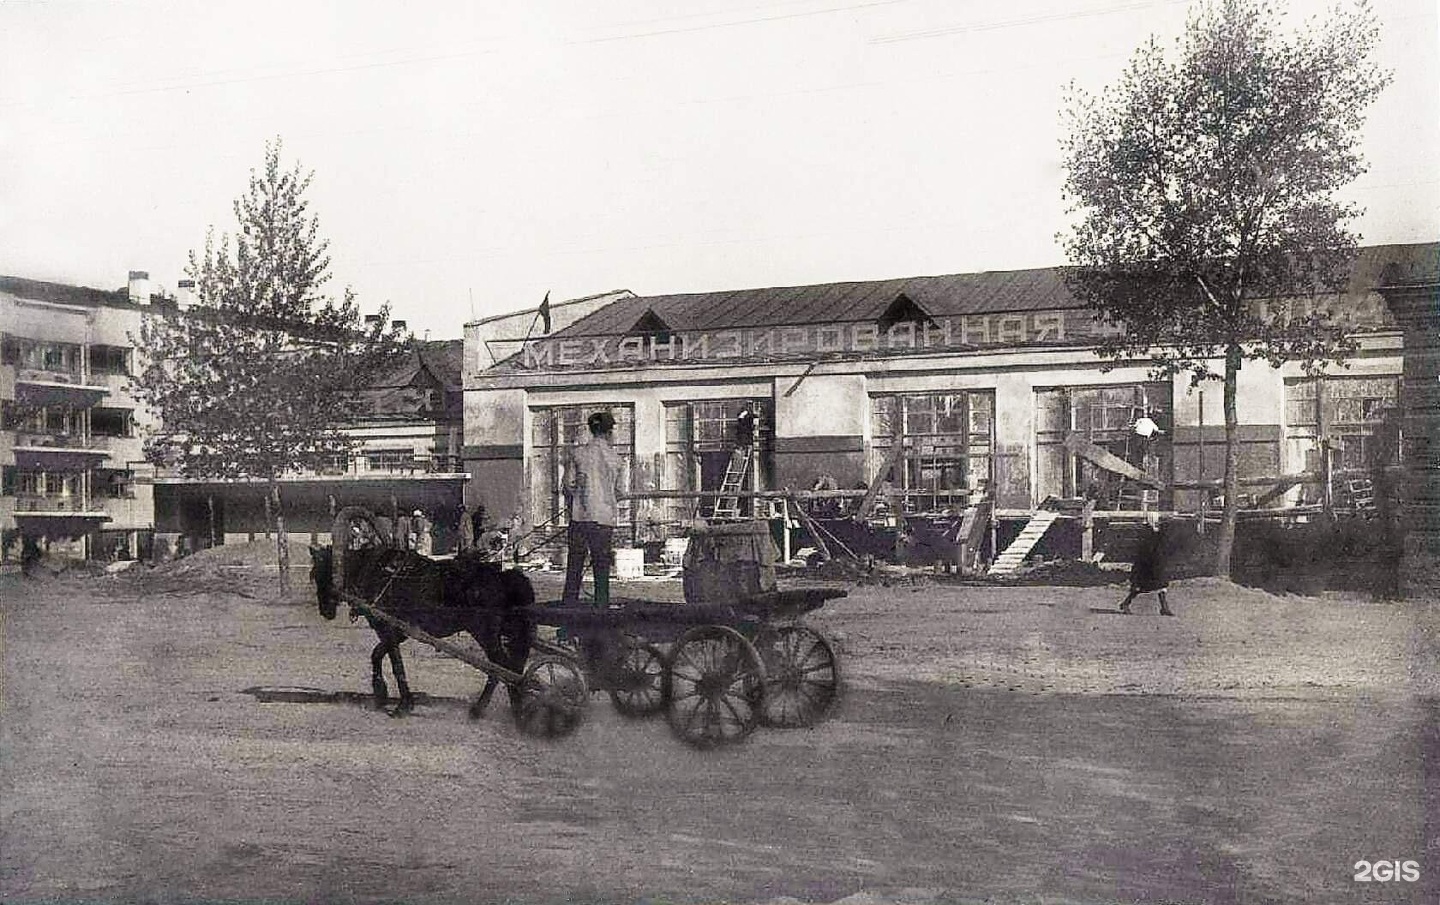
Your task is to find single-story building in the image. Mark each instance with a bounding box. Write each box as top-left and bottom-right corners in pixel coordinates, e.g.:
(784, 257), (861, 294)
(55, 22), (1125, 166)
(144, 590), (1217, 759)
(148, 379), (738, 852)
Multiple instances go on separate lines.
(462, 244), (1434, 564)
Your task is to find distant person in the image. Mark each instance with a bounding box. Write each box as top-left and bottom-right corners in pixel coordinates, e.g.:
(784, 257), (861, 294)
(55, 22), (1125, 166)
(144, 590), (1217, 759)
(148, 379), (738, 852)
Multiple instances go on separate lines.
(1119, 517), (1174, 616)
(458, 505), (476, 552)
(735, 403), (757, 448)
(562, 410), (625, 606)
(20, 534), (41, 576)
(374, 515), (394, 548)
(412, 509), (432, 556)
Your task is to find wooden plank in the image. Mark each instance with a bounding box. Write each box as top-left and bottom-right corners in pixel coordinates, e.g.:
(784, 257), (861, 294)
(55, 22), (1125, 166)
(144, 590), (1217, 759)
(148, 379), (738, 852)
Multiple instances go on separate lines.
(1252, 475), (1308, 508)
(854, 439), (908, 522)
(344, 594), (527, 686)
(786, 492), (833, 562)
(1061, 432), (1165, 489)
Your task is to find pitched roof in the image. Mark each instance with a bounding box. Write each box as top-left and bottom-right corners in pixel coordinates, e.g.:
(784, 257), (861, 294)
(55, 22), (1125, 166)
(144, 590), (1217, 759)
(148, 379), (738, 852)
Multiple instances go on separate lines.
(416, 339), (463, 388)
(368, 339), (463, 390)
(551, 266), (1077, 338)
(549, 243), (1437, 339)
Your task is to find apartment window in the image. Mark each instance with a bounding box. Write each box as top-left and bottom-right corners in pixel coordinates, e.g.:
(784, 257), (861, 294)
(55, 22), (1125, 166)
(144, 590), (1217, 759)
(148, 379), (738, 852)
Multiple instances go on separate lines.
(7, 338), (82, 375)
(5, 403), (75, 437)
(89, 345), (131, 376)
(869, 391), (994, 513)
(530, 404), (633, 534)
(96, 469), (134, 499)
(91, 408), (132, 438)
(365, 448), (416, 472)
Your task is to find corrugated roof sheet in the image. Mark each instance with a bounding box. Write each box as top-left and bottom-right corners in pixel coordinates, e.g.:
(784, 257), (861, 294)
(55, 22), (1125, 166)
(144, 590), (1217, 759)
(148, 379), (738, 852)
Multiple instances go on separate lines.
(550, 243), (1436, 339)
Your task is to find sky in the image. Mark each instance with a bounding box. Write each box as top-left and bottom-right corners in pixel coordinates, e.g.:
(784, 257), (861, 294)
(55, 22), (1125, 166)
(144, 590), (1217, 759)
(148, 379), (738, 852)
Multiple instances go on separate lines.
(2, 0), (1437, 340)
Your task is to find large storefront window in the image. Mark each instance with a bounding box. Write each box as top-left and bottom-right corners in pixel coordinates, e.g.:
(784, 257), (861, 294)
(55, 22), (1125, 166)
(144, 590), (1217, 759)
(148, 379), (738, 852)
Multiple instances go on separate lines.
(663, 399), (773, 522)
(531, 404), (634, 535)
(869, 391), (994, 514)
(1035, 383), (1172, 507)
(1285, 376), (1400, 473)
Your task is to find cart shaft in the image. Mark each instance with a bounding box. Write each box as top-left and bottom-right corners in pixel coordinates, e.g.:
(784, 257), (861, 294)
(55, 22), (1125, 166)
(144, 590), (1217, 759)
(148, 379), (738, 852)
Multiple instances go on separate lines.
(345, 594), (528, 686)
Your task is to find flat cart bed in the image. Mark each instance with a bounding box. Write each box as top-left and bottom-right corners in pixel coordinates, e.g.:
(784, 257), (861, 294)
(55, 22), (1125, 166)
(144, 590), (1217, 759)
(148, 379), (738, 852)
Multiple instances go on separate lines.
(529, 587), (846, 632)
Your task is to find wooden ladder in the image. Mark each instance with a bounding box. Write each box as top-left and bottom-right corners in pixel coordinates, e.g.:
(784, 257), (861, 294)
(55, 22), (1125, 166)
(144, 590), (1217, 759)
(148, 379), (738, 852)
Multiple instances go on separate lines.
(987, 509), (1060, 575)
(711, 446), (753, 520)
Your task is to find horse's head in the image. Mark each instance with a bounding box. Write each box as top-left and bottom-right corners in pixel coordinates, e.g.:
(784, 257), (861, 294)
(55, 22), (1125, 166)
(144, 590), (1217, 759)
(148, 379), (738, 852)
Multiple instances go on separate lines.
(308, 544), (338, 620)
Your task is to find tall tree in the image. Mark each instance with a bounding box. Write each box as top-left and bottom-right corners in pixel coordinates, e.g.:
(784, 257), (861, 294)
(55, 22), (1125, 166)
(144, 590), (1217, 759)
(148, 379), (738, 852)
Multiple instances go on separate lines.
(1059, 0), (1390, 577)
(133, 139), (407, 591)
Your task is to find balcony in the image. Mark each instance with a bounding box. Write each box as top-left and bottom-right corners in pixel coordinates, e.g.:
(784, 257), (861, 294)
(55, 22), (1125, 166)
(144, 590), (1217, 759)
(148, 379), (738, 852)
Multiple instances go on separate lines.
(354, 454), (466, 476)
(12, 495), (112, 528)
(14, 369), (109, 405)
(11, 432), (113, 468)
(150, 453), (468, 484)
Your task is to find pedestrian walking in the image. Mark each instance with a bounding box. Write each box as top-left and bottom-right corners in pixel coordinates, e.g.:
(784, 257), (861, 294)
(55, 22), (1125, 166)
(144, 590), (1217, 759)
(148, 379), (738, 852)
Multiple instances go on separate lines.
(1119, 516), (1175, 616)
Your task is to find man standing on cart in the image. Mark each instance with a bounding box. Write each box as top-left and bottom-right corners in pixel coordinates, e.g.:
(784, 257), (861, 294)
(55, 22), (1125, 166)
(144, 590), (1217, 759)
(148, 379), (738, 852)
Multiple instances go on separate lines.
(562, 410), (626, 607)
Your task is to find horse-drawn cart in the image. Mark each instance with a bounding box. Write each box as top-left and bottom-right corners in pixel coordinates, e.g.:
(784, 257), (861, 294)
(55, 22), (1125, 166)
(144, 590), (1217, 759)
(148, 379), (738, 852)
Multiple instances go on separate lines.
(313, 509), (845, 748)
(532, 584), (845, 748)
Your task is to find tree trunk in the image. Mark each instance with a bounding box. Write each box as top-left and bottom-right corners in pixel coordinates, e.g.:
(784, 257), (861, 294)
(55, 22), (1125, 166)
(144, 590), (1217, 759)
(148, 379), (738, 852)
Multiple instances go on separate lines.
(269, 481), (291, 595)
(1215, 345), (1242, 578)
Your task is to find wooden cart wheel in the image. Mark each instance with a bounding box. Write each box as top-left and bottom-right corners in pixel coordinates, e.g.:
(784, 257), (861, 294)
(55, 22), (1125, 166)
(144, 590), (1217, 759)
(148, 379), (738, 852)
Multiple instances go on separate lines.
(515, 656), (589, 739)
(609, 640), (669, 718)
(664, 625), (767, 748)
(754, 623), (841, 728)
(333, 506), (390, 549)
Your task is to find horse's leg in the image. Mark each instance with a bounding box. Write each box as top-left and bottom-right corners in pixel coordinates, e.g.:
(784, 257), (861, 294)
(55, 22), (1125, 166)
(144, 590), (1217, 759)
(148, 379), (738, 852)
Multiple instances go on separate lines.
(388, 644), (414, 713)
(370, 640), (391, 708)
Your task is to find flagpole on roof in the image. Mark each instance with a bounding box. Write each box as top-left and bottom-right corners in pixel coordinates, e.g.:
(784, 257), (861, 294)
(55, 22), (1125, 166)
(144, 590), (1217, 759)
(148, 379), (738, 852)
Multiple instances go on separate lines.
(518, 291), (551, 351)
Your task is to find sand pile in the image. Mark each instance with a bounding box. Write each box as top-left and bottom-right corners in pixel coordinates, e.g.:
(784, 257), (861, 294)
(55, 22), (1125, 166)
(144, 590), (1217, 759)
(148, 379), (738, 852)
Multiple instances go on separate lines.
(129, 539), (314, 598)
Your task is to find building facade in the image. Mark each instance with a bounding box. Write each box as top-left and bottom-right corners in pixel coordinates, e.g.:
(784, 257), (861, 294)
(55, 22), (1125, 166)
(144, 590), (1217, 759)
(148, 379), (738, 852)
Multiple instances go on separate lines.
(3, 270), (469, 563)
(462, 244), (1434, 559)
(150, 341), (471, 553)
(1, 273), (157, 563)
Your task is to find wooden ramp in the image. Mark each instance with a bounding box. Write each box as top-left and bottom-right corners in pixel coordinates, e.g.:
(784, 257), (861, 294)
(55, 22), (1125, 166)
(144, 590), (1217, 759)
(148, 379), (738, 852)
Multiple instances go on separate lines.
(987, 510), (1060, 576)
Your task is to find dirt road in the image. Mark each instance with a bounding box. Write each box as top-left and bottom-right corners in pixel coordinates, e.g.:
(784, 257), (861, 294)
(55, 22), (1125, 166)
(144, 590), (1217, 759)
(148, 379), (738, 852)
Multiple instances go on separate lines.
(1, 560), (1437, 904)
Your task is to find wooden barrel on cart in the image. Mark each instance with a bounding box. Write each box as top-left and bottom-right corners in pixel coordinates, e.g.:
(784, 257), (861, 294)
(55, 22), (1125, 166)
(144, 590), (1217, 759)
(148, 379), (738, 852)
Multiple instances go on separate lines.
(682, 520), (779, 604)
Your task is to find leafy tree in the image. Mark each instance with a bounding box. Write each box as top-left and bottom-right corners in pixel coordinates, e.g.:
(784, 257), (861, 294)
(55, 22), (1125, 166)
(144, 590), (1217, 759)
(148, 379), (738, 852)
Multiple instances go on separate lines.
(1059, 0), (1391, 577)
(133, 140), (407, 590)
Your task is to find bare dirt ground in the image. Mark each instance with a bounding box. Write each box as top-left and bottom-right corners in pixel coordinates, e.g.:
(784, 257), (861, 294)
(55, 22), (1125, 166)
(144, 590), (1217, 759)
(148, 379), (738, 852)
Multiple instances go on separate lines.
(2, 545), (1438, 905)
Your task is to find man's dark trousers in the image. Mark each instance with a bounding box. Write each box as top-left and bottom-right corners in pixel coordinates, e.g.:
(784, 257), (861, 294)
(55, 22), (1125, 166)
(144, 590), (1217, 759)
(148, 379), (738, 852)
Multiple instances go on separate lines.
(563, 520), (614, 605)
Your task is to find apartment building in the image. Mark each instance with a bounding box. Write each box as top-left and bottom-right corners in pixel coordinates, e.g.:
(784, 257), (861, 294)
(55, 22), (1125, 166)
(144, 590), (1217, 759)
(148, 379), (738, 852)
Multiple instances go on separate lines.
(1, 273), (156, 563)
(2, 269), (468, 565)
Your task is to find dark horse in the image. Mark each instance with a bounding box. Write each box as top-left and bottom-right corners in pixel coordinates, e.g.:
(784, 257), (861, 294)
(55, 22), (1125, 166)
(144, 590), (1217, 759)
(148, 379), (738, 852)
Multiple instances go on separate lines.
(309, 543), (535, 717)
